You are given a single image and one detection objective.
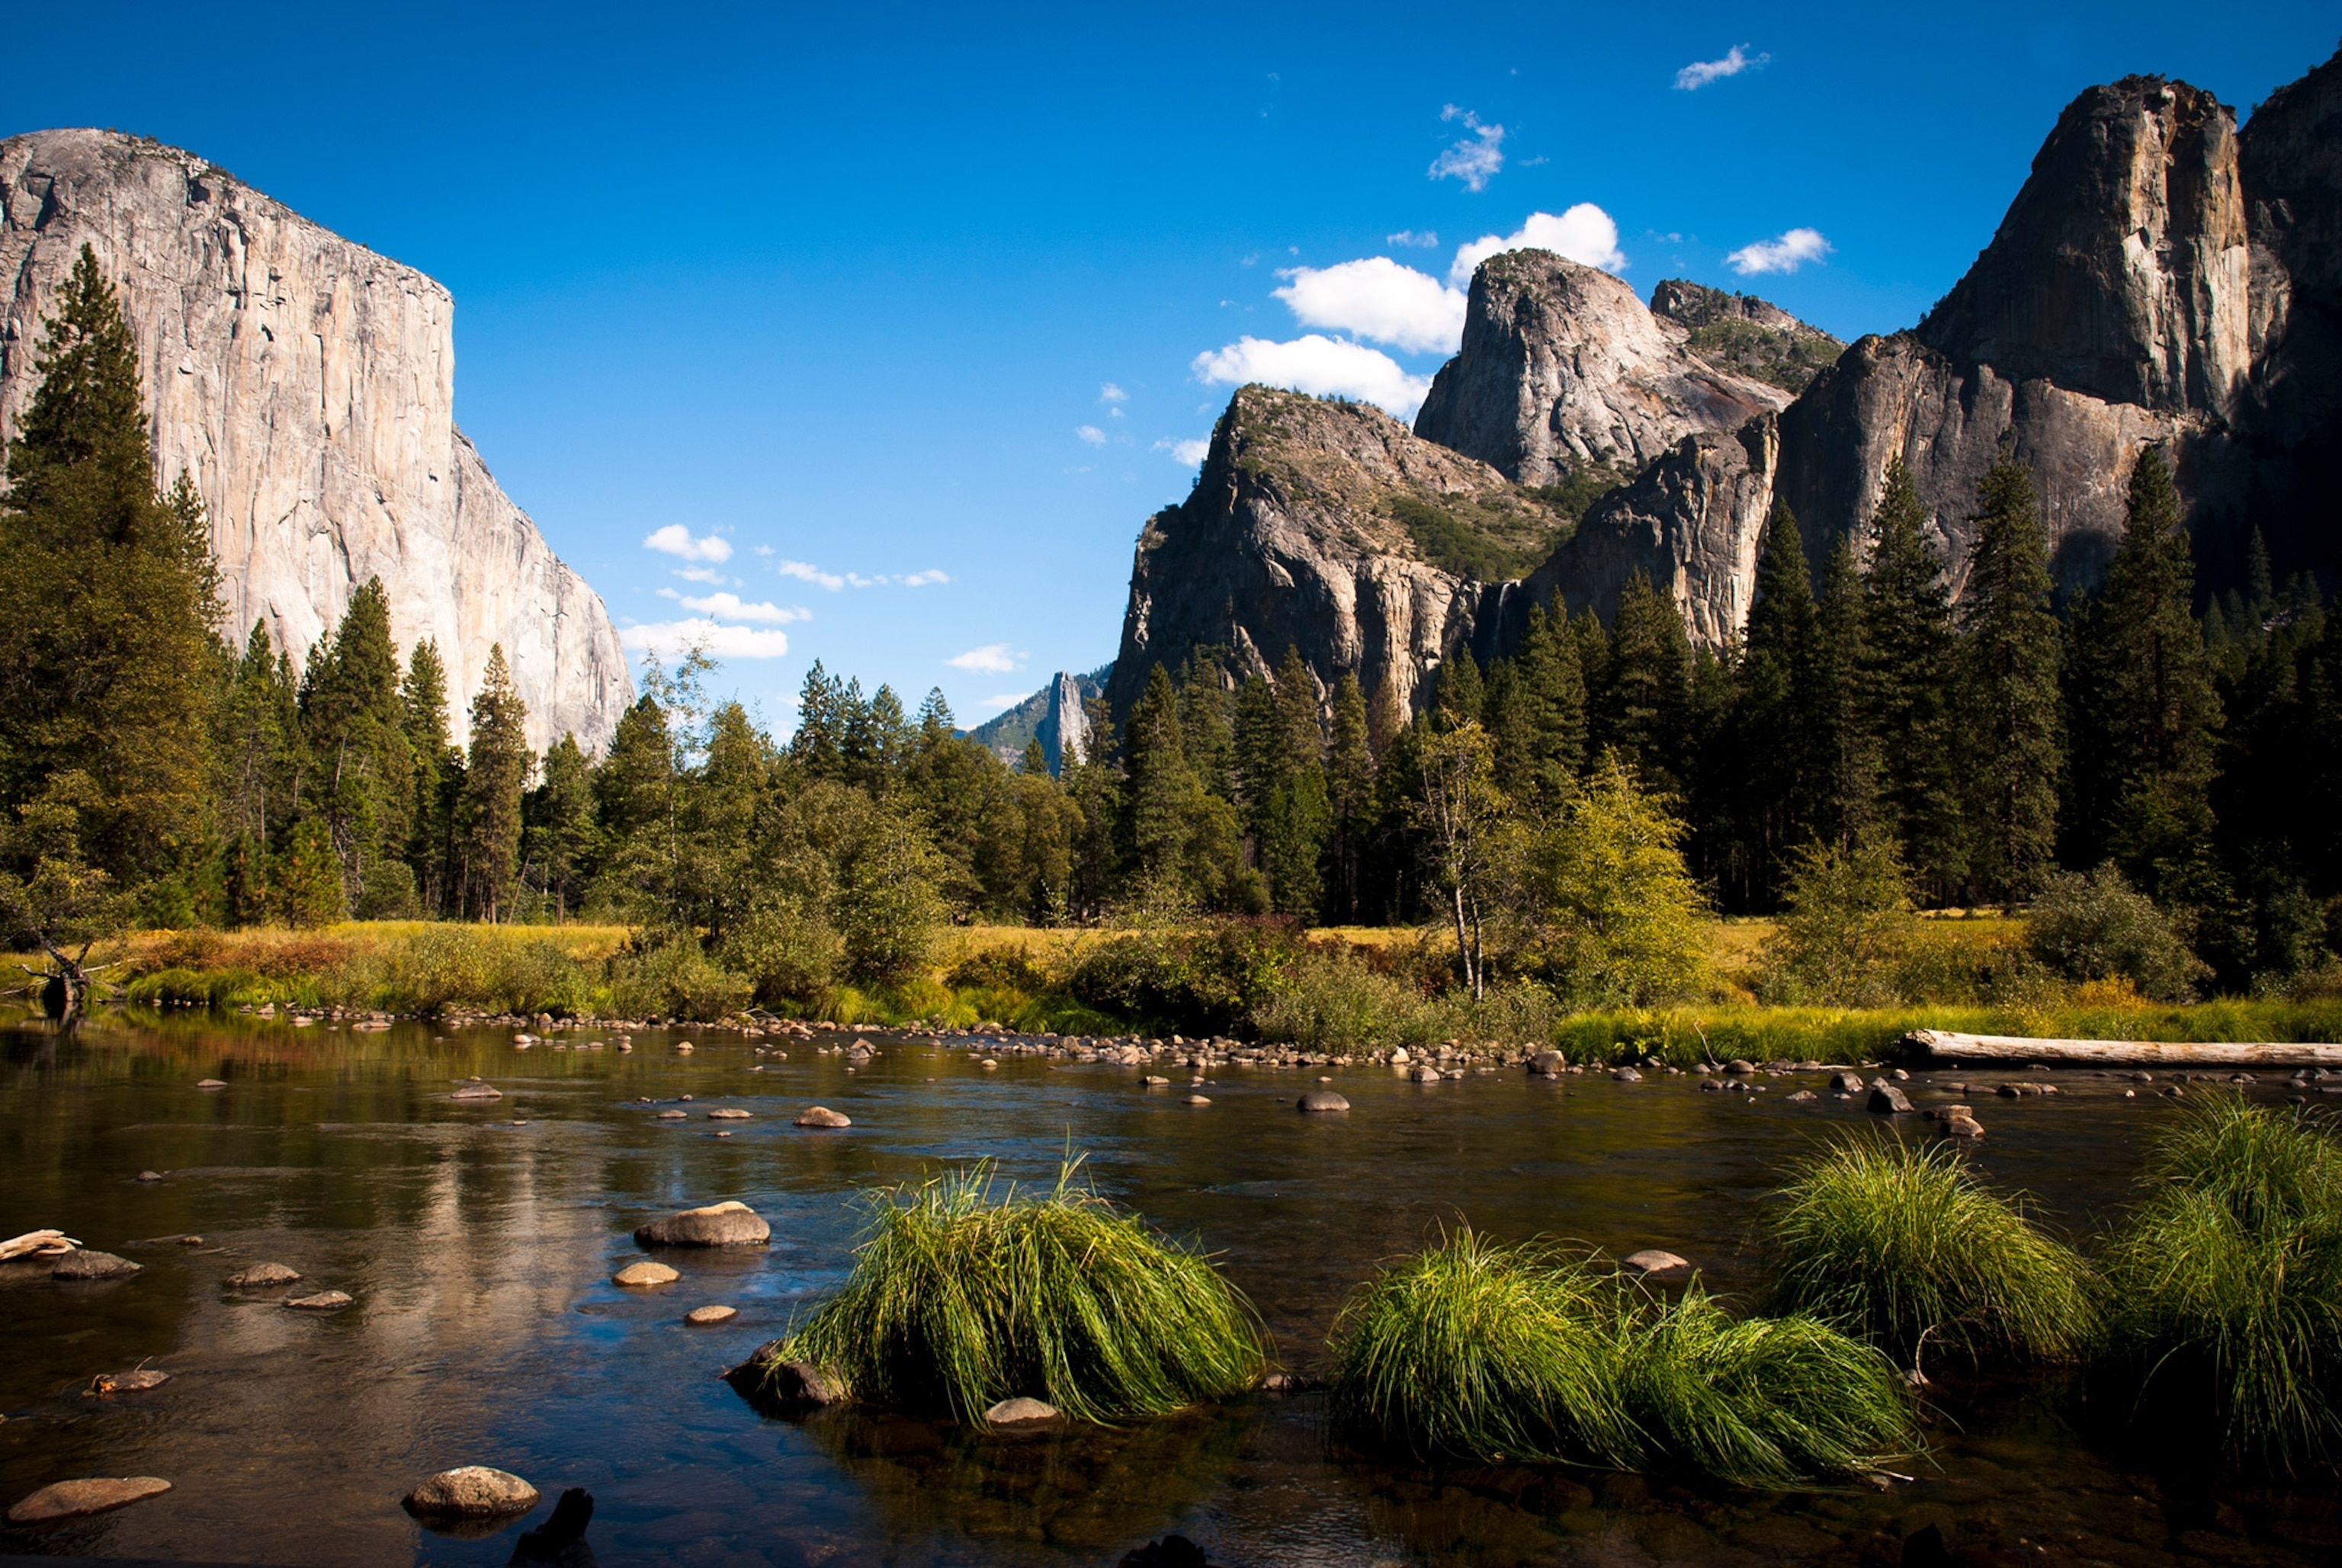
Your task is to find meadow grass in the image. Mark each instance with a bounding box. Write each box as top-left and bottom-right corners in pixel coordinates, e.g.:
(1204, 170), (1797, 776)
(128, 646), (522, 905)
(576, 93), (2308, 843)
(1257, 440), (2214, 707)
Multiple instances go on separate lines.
(1618, 1285), (1918, 1487)
(1766, 1134), (2097, 1366)
(2104, 1098), (2342, 1470)
(762, 1162), (1263, 1424)
(1327, 1230), (1635, 1465)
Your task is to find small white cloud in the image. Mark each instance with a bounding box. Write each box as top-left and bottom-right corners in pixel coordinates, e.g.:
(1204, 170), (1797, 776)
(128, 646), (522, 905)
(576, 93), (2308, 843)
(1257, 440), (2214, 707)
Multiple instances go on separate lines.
(1675, 45), (1769, 91)
(979, 693), (1032, 710)
(901, 569), (951, 586)
(1192, 335), (1432, 418)
(620, 618), (791, 659)
(1386, 229), (1439, 248)
(1429, 106), (1505, 192)
(1076, 424), (1108, 446)
(947, 643), (1025, 673)
(672, 565), (724, 585)
(775, 559), (846, 591)
(671, 592), (807, 624)
(642, 524), (733, 564)
(1099, 383), (1128, 403)
(1449, 205), (1628, 285)
(1273, 257), (1467, 354)
(1154, 436), (1212, 467)
(1727, 227), (1831, 275)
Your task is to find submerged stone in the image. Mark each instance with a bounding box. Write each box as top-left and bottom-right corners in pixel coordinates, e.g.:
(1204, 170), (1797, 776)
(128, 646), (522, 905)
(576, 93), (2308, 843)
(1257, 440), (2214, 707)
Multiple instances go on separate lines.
(225, 1262), (302, 1289)
(284, 1290), (353, 1310)
(402, 1465), (540, 1518)
(8, 1476), (172, 1524)
(1297, 1091), (1350, 1113)
(53, 1251), (141, 1281)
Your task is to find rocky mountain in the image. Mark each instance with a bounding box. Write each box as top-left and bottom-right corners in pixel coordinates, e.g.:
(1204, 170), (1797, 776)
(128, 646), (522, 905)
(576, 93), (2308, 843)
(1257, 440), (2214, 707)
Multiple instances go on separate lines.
(0, 129), (631, 752)
(968, 666), (1108, 772)
(1103, 386), (1571, 719)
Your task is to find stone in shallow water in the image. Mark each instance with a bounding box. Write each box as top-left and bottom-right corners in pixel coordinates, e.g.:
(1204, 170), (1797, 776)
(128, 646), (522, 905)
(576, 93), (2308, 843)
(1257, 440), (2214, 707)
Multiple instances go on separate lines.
(685, 1304), (737, 1326)
(1869, 1085), (1915, 1114)
(612, 1262), (679, 1287)
(402, 1465), (540, 1518)
(195, 1079), (227, 1089)
(135, 1170), (163, 1182)
(706, 1108), (752, 1119)
(53, 1251), (140, 1281)
(1783, 1089), (1818, 1103)
(1623, 1249), (1692, 1278)
(634, 1201), (769, 1247)
(284, 1290), (352, 1310)
(1297, 1091), (1349, 1113)
(983, 1396), (1060, 1425)
(794, 1106), (852, 1128)
(451, 1082), (502, 1100)
(1612, 1066), (1642, 1082)
(8, 1476), (172, 1524)
(226, 1262), (301, 1289)
(1184, 1095), (1212, 1106)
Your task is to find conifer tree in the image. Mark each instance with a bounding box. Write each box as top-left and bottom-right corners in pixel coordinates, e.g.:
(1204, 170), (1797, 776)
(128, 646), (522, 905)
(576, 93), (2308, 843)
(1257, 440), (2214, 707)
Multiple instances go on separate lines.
(457, 646), (531, 921)
(1121, 665), (1201, 890)
(1808, 536), (1878, 851)
(1492, 602), (1586, 813)
(524, 733), (598, 921)
(1176, 650), (1237, 800)
(1256, 646), (1330, 917)
(1325, 670), (1377, 921)
(1859, 459), (1965, 899)
(1728, 502), (1817, 905)
(1594, 574), (1691, 795)
(400, 640), (460, 914)
(0, 243), (223, 903)
(218, 620), (299, 925)
(1433, 646), (1485, 727)
(300, 579), (416, 914)
(792, 660), (846, 778)
(1962, 453), (2064, 901)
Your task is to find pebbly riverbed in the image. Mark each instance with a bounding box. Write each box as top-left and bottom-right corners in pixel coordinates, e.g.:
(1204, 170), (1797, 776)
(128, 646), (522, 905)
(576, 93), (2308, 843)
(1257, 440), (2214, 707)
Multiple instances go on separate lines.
(2, 1008), (2339, 1566)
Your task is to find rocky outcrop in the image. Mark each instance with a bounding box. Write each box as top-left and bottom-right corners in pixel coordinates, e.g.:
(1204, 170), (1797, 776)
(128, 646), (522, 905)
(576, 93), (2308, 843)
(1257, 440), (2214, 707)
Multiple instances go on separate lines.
(1648, 280), (1844, 395)
(1105, 386), (1570, 721)
(0, 130), (630, 752)
(1413, 250), (1816, 485)
(1035, 671), (1090, 774)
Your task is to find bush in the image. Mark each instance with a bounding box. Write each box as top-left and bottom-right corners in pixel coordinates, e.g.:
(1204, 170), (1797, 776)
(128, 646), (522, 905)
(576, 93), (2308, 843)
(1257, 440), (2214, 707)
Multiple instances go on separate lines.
(1758, 832), (1917, 1007)
(1765, 1134), (2097, 1366)
(718, 898), (844, 1002)
(605, 929), (752, 1021)
(1514, 757), (1712, 1007)
(2103, 1098), (2342, 1470)
(763, 1162), (1263, 1423)
(1067, 917), (1306, 1035)
(1250, 945), (1436, 1050)
(2027, 866), (2206, 1002)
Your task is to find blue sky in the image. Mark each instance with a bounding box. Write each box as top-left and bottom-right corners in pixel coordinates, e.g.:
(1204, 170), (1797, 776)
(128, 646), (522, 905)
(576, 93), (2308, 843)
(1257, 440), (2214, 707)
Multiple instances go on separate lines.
(12, 2), (2336, 733)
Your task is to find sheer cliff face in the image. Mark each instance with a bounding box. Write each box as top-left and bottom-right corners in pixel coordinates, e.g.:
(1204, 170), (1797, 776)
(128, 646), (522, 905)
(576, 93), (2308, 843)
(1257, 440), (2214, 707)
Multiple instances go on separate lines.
(1106, 386), (1564, 720)
(0, 130), (631, 753)
(1413, 250), (1801, 484)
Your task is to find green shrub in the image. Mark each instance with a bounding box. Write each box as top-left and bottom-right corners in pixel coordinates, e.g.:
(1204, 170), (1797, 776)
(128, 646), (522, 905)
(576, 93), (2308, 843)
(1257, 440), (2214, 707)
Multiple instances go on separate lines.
(2104, 1098), (2342, 1470)
(1067, 918), (1306, 1035)
(1250, 945), (1436, 1050)
(1757, 832), (1917, 1007)
(1328, 1230), (1634, 1465)
(718, 897), (844, 1002)
(1619, 1286), (1918, 1487)
(1766, 1134), (2097, 1365)
(765, 1162), (1263, 1423)
(605, 929), (752, 1021)
(1514, 758), (1712, 1008)
(2027, 866), (2206, 1002)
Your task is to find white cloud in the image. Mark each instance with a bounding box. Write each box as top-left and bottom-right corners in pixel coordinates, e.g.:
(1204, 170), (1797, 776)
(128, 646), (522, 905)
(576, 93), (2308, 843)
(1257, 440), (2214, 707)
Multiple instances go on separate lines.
(1076, 424), (1108, 446)
(662, 590), (807, 624)
(901, 569), (951, 587)
(642, 524), (733, 564)
(1099, 383), (1128, 403)
(1429, 106), (1505, 191)
(1192, 335), (1432, 418)
(775, 559), (845, 591)
(1449, 205), (1628, 285)
(1273, 257), (1466, 354)
(1386, 229), (1439, 248)
(1155, 436), (1212, 467)
(619, 618), (791, 659)
(980, 693), (1032, 710)
(672, 565), (724, 585)
(1675, 45), (1769, 91)
(947, 643), (1024, 673)
(1727, 227), (1831, 275)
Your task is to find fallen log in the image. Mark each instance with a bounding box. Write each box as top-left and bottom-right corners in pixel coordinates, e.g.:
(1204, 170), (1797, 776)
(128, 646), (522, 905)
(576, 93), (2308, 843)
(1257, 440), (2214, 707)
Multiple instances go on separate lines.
(1907, 1029), (2342, 1069)
(0, 1229), (79, 1262)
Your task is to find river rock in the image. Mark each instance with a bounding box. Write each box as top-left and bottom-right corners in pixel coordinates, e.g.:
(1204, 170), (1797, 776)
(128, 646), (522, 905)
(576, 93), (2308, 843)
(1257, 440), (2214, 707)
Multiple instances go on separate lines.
(88, 1369), (170, 1395)
(1943, 1113), (1987, 1140)
(794, 1106), (852, 1128)
(402, 1466), (541, 1519)
(634, 1201), (769, 1248)
(1623, 1249), (1692, 1278)
(1830, 1071), (1866, 1094)
(225, 1262), (302, 1289)
(135, 1170), (163, 1182)
(685, 1304), (737, 1326)
(451, 1083), (502, 1100)
(7, 1476), (172, 1524)
(657, 1108), (688, 1120)
(1784, 1089), (1818, 1103)
(1612, 1066), (1643, 1082)
(612, 1262), (679, 1287)
(763, 1358), (843, 1405)
(1297, 1091), (1350, 1113)
(284, 1290), (352, 1310)
(195, 1079), (226, 1089)
(1868, 1085), (1915, 1114)
(1185, 1094), (1213, 1105)
(53, 1251), (141, 1281)
(983, 1396), (1060, 1425)
(1529, 1050), (1565, 1077)
(706, 1108), (752, 1120)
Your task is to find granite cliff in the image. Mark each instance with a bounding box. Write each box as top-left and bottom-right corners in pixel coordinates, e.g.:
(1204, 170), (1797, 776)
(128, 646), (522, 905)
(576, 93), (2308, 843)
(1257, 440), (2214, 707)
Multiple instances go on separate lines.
(0, 129), (631, 752)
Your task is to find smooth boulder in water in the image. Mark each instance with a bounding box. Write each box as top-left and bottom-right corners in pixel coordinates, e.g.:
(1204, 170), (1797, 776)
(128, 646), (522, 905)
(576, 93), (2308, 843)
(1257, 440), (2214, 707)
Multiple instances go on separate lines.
(634, 1201), (769, 1248)
(1868, 1085), (1915, 1114)
(284, 1290), (352, 1310)
(1624, 1249), (1692, 1278)
(225, 1262), (301, 1289)
(612, 1262), (679, 1287)
(1529, 1050), (1565, 1077)
(7, 1477), (172, 1524)
(53, 1251), (141, 1281)
(1612, 1066), (1643, 1082)
(451, 1083), (502, 1101)
(1297, 1091), (1350, 1113)
(402, 1465), (540, 1519)
(983, 1396), (1060, 1425)
(794, 1106), (852, 1129)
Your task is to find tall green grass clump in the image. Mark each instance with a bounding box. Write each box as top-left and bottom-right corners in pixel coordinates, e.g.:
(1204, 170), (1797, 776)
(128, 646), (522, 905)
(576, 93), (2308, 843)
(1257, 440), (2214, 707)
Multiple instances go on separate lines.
(1327, 1230), (1635, 1464)
(1619, 1287), (1917, 1487)
(765, 1162), (1262, 1424)
(1766, 1134), (2097, 1365)
(2104, 1098), (2342, 1470)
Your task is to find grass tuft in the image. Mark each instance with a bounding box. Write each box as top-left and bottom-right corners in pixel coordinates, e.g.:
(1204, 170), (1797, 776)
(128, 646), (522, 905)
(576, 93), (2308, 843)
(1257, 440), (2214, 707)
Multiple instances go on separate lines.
(1766, 1134), (2097, 1365)
(2104, 1098), (2342, 1471)
(1618, 1285), (1918, 1487)
(1327, 1230), (1635, 1465)
(763, 1161), (1263, 1424)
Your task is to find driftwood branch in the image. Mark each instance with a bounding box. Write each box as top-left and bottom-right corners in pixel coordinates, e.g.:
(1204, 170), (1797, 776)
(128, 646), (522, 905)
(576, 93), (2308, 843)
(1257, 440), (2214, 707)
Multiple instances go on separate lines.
(1, 1229), (78, 1262)
(1908, 1029), (2342, 1069)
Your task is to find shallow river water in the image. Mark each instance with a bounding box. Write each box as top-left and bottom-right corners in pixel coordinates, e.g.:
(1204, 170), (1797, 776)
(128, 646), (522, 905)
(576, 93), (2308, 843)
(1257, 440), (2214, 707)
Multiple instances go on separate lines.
(2, 1012), (2338, 1566)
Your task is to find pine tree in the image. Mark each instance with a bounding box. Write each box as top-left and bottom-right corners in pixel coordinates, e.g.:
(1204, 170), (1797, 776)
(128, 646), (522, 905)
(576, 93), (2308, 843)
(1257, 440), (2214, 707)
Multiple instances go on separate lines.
(1434, 646), (1485, 728)
(1860, 459), (1965, 899)
(2069, 446), (2222, 904)
(1809, 536), (1878, 851)
(217, 620), (298, 925)
(457, 646), (531, 921)
(1325, 670), (1377, 921)
(300, 579), (416, 915)
(1962, 452), (2064, 901)
(1492, 602), (1586, 813)
(524, 733), (598, 921)
(1121, 665), (1201, 890)
(792, 660), (846, 778)
(1728, 502), (1817, 906)
(1595, 574), (1692, 794)
(0, 243), (224, 899)
(400, 640), (460, 914)
(1176, 649), (1237, 800)
(1256, 646), (1330, 917)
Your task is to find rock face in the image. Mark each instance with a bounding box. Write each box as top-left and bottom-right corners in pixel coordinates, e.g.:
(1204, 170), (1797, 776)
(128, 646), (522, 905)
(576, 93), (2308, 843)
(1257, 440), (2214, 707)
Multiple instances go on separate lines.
(0, 130), (631, 752)
(1105, 385), (1569, 721)
(1413, 251), (1812, 484)
(1647, 281), (1845, 394)
(1035, 670), (1090, 774)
